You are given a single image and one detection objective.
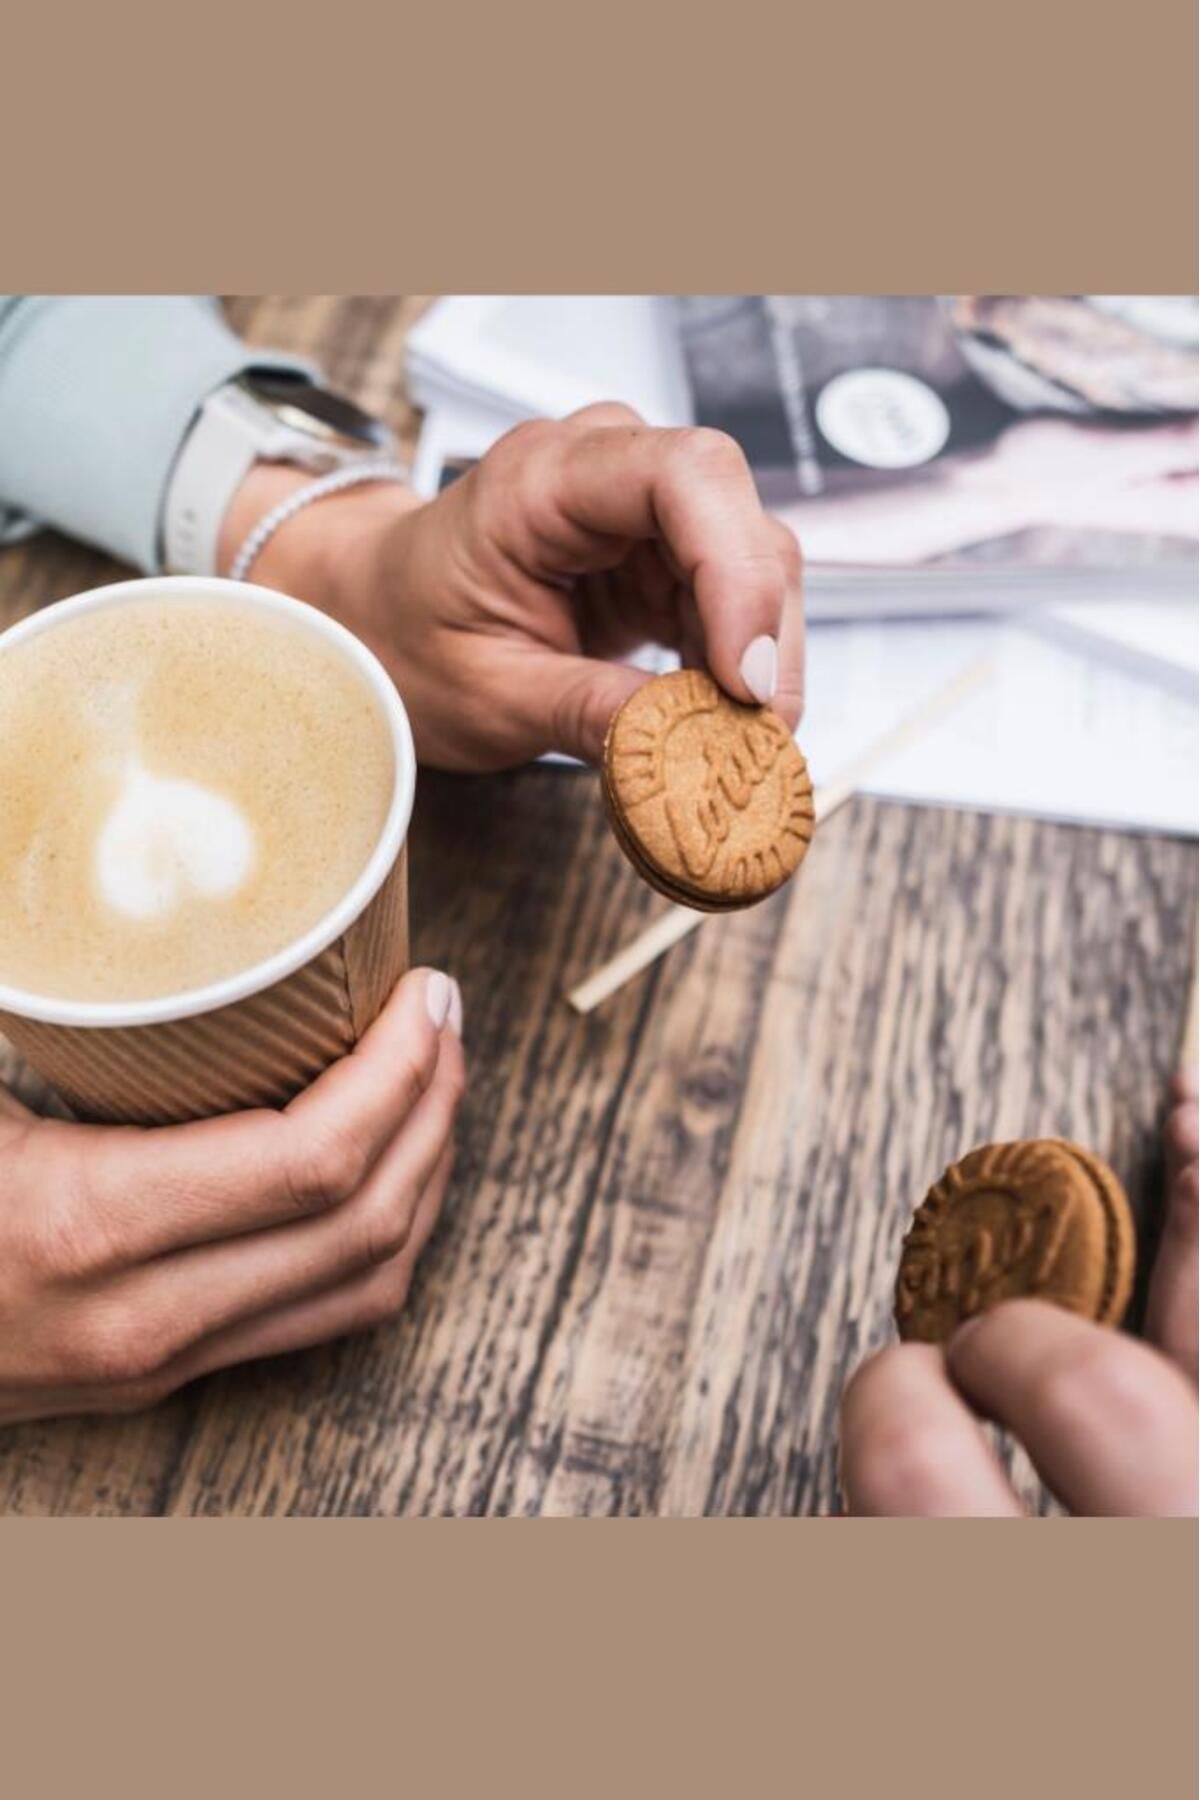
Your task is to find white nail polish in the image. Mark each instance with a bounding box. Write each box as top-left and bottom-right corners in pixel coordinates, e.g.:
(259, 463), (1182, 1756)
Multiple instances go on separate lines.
(425, 970), (451, 1029)
(740, 634), (778, 704)
(447, 978), (464, 1037)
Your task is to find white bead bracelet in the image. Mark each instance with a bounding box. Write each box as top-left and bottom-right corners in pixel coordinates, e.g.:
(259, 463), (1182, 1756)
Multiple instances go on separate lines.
(228, 459), (410, 584)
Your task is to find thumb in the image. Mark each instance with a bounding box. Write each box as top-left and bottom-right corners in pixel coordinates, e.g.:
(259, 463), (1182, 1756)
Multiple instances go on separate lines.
(530, 652), (652, 765)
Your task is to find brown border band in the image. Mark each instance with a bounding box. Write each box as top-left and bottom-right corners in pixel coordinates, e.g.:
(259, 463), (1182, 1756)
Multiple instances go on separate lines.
(5, 0), (1197, 290)
(0, 1520), (1195, 1796)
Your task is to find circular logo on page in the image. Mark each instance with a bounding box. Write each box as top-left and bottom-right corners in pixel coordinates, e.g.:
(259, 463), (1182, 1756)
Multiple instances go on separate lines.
(815, 367), (951, 469)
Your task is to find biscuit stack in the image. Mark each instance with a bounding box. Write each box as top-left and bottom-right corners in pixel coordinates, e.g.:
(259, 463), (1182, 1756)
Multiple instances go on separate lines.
(602, 669), (814, 912)
(895, 1139), (1136, 1341)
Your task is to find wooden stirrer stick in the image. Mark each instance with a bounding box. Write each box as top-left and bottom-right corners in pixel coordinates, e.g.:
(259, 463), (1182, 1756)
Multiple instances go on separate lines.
(566, 657), (996, 1015)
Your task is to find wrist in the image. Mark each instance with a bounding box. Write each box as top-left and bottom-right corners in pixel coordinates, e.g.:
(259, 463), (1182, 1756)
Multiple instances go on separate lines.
(216, 463), (422, 610)
(215, 463), (310, 577)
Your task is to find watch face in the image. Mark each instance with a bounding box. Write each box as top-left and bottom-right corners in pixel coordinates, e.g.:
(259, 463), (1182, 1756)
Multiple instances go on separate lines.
(240, 372), (392, 451)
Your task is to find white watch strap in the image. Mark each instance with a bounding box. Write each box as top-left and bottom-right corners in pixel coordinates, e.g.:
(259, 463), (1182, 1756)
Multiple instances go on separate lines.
(162, 381), (347, 577)
(164, 384), (277, 576)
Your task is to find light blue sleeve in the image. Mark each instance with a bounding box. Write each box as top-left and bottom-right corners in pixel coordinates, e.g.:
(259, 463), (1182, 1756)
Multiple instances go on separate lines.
(0, 297), (317, 573)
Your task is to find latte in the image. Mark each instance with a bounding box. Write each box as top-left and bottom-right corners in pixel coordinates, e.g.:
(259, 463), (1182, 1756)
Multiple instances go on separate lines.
(0, 595), (395, 1002)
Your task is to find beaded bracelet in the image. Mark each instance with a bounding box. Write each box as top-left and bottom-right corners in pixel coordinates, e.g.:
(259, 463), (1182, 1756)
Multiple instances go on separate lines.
(228, 459), (410, 583)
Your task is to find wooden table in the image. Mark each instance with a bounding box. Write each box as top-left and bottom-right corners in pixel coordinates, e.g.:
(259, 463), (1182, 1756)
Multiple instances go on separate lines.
(0, 299), (1195, 1515)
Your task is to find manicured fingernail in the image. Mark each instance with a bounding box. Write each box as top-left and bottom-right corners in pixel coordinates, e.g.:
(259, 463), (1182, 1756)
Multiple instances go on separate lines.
(425, 970), (451, 1029)
(739, 634), (778, 704)
(447, 978), (464, 1037)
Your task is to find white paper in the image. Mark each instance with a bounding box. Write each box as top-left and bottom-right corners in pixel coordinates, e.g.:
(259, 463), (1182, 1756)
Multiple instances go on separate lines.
(406, 296), (694, 429)
(1022, 596), (1199, 698)
(800, 618), (1198, 836)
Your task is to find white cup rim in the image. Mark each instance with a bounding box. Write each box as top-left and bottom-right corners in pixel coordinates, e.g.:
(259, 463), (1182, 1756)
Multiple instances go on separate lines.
(0, 576), (416, 1029)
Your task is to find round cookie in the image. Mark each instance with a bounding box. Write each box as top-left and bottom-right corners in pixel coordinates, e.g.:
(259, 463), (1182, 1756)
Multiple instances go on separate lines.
(602, 669), (815, 911)
(894, 1138), (1136, 1342)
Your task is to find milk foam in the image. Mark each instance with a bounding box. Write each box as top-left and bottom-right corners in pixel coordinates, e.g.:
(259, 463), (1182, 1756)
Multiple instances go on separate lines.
(94, 764), (256, 921)
(0, 595), (395, 1002)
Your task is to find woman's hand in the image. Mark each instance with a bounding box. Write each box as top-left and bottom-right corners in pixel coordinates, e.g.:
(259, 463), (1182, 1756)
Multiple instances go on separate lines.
(839, 1077), (1199, 1516)
(0, 967), (464, 1428)
(221, 406), (805, 770)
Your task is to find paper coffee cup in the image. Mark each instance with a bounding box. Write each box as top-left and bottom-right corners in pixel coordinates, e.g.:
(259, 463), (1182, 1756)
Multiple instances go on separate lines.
(0, 577), (416, 1126)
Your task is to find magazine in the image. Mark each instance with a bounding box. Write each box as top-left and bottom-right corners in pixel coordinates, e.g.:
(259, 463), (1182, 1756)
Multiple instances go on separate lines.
(675, 296), (1198, 592)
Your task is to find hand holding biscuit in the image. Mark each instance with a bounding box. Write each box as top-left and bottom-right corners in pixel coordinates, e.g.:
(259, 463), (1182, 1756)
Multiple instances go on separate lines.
(841, 1081), (1199, 1516)
(232, 405), (805, 771)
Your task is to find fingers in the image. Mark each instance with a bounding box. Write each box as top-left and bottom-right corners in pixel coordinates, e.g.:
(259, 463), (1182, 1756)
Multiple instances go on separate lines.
(160, 1141), (455, 1389)
(1146, 1077), (1199, 1380)
(946, 1301), (1199, 1517)
(1166, 1067), (1198, 1157)
(542, 417), (806, 718)
(75, 966), (458, 1263)
(840, 1343), (1022, 1516)
(565, 401), (647, 432)
(119, 1026), (465, 1360)
(533, 648), (652, 765)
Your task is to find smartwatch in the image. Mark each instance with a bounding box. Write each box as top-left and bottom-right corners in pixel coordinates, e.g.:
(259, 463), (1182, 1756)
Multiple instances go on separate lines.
(162, 371), (398, 576)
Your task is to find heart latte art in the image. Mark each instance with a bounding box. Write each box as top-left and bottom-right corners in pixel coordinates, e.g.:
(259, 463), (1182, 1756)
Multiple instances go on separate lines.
(95, 765), (256, 921)
(0, 597), (395, 1003)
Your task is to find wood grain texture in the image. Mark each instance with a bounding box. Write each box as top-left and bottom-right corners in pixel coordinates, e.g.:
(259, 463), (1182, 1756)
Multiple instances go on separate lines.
(0, 297), (1195, 1515)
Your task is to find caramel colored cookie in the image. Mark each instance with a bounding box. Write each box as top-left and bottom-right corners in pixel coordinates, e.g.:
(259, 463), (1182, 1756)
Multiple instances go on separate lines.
(602, 670), (815, 910)
(894, 1138), (1135, 1342)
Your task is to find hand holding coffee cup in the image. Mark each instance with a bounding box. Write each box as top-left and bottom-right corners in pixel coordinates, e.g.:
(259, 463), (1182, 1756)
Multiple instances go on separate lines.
(0, 575), (468, 1426)
(0, 577), (417, 1125)
(0, 965), (463, 1427)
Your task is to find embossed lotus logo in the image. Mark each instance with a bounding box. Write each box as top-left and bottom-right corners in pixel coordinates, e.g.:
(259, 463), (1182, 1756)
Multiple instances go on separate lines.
(604, 668), (815, 908)
(666, 721), (787, 881)
(896, 1143), (1079, 1328)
